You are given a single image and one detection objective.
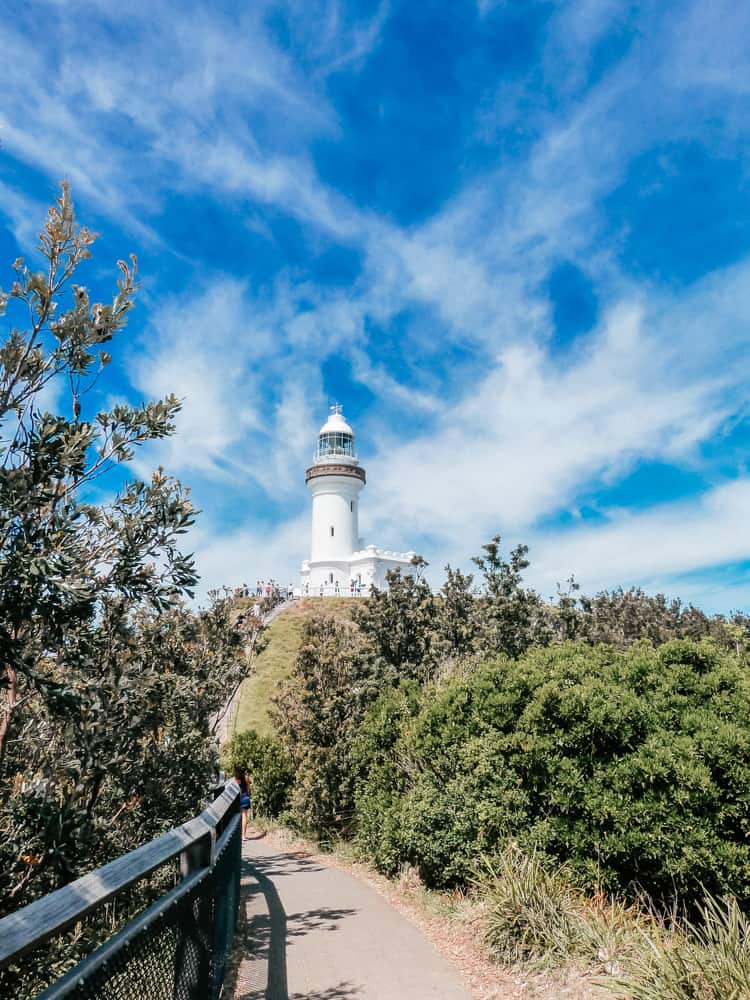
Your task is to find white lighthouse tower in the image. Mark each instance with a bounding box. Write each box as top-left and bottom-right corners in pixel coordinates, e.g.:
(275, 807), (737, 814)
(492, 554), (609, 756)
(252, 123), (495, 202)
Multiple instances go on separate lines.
(300, 405), (415, 595)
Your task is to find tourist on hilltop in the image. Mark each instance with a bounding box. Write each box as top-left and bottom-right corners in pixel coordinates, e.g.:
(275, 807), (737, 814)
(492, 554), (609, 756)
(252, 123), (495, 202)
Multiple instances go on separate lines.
(232, 765), (251, 839)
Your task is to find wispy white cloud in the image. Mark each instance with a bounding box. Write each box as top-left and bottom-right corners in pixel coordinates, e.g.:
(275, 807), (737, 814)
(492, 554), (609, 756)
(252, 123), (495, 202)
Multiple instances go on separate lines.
(364, 260), (750, 549)
(0, 1), (357, 247)
(0, 180), (48, 249)
(132, 281), (264, 480)
(3, 0), (749, 614)
(307, 0), (391, 77)
(530, 478), (750, 610)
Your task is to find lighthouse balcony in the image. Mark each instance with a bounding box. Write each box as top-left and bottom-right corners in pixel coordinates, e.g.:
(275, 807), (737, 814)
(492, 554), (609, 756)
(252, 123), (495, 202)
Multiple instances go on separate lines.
(305, 463), (366, 484)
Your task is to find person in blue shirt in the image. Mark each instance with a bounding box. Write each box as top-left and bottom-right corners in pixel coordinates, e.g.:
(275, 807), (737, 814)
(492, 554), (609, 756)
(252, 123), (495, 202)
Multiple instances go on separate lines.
(232, 764), (251, 839)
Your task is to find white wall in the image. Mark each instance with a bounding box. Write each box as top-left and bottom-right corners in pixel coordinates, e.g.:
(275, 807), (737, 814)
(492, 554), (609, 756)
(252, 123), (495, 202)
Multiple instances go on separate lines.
(300, 553), (415, 595)
(309, 475), (363, 561)
(301, 560), (352, 593)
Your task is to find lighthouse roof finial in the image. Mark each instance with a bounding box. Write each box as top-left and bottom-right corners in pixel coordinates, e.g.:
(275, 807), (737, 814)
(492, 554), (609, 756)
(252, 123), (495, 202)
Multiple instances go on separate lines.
(318, 404), (354, 439)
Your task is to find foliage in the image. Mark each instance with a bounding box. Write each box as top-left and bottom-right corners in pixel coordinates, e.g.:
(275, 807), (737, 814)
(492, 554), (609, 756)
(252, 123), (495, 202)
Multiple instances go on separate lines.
(0, 187), (251, 996)
(350, 536), (750, 685)
(352, 556), (438, 681)
(572, 587), (750, 651)
(471, 536), (552, 658)
(221, 729), (293, 817)
(350, 680), (422, 873)
(272, 616), (379, 838)
(352, 640), (750, 907)
(615, 894), (750, 999)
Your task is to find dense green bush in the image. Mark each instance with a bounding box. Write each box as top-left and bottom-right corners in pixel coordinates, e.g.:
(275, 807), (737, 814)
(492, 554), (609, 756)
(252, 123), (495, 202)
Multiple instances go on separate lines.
(222, 729), (293, 817)
(353, 640), (750, 907)
(274, 537), (749, 908)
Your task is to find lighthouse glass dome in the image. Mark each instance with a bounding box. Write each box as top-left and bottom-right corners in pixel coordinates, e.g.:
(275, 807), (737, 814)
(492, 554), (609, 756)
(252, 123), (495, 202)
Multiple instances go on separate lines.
(317, 431), (355, 459)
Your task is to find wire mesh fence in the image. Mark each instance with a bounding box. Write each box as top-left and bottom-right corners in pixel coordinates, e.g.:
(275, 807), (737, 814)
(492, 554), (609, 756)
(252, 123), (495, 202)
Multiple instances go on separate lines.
(0, 786), (242, 1000)
(210, 812), (242, 998)
(39, 815), (241, 1000)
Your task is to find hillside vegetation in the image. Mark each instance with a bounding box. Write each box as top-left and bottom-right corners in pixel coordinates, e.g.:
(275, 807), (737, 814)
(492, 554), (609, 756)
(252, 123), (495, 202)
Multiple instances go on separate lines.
(224, 542), (750, 998)
(230, 597), (358, 737)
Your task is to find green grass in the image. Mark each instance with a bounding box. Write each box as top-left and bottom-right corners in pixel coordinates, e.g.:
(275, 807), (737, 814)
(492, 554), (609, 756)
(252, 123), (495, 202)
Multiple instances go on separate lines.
(228, 598), (359, 740)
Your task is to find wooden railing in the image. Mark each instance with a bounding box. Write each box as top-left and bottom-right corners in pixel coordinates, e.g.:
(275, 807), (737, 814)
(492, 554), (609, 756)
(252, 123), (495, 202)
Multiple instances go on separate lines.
(0, 783), (241, 1000)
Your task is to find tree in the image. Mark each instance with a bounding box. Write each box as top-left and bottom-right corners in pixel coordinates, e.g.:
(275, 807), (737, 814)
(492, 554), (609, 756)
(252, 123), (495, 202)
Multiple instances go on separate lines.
(221, 728), (293, 817)
(0, 187), (251, 995)
(432, 565), (481, 664)
(472, 535), (550, 658)
(272, 616), (377, 838)
(353, 556), (437, 681)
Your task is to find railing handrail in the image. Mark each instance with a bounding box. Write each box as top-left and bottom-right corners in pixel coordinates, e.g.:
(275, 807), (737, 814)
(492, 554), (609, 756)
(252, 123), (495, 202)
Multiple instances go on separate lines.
(0, 783), (239, 968)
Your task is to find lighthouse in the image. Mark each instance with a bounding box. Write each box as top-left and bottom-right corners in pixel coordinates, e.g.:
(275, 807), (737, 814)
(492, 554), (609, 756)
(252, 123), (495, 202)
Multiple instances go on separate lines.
(300, 405), (415, 595)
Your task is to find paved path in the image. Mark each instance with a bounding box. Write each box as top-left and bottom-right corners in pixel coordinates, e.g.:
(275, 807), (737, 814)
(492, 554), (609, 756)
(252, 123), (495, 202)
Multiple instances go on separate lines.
(230, 833), (473, 1000)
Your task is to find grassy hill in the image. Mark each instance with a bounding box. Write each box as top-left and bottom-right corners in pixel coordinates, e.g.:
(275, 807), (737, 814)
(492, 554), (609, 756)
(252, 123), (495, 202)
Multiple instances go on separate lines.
(228, 597), (359, 740)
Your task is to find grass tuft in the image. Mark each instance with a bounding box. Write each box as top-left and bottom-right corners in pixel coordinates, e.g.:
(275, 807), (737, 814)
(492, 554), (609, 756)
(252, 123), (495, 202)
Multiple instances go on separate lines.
(480, 844), (586, 966)
(614, 894), (750, 1000)
(479, 843), (750, 999)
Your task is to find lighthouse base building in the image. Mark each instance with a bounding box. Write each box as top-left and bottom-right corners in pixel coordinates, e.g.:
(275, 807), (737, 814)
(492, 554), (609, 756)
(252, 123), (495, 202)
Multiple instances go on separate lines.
(300, 407), (415, 596)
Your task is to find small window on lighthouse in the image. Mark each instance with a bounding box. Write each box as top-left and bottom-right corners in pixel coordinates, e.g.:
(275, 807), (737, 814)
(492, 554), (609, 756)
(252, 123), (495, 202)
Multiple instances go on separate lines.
(330, 525), (334, 537)
(350, 501), (354, 512)
(329, 572), (334, 583)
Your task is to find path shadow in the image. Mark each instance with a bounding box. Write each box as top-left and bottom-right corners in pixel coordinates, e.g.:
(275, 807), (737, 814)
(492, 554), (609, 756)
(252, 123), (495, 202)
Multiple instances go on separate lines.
(248, 851), (328, 877)
(237, 983), (361, 1000)
(230, 854), (359, 1000)
(287, 907), (358, 937)
(248, 864), (288, 999)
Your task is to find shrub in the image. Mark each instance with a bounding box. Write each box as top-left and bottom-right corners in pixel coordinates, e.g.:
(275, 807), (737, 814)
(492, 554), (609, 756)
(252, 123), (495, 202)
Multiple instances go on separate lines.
(481, 845), (585, 965)
(221, 729), (293, 817)
(353, 640), (750, 907)
(357, 730), (529, 887)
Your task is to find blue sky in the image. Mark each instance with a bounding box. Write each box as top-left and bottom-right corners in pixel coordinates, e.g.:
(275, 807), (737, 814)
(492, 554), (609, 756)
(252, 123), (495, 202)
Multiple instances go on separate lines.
(1, 0), (749, 611)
